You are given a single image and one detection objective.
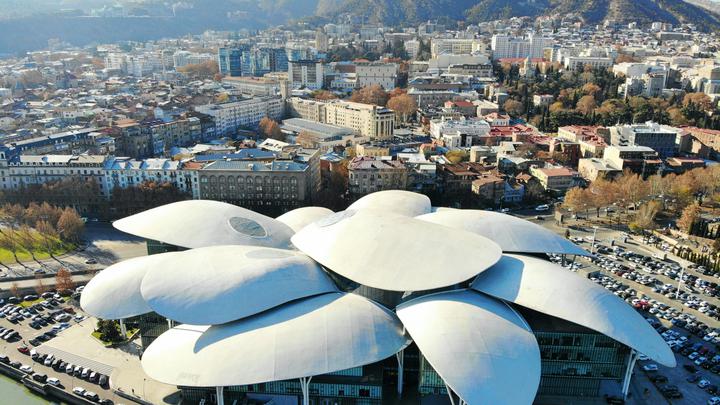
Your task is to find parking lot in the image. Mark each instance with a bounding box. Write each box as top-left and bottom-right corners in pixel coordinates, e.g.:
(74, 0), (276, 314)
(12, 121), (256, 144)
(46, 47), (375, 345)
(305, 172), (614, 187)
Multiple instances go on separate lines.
(0, 288), (122, 404)
(552, 224), (720, 405)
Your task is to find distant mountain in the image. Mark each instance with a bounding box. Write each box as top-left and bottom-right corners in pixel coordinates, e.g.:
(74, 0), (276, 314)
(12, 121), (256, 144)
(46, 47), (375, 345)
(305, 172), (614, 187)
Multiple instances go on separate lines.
(313, 0), (720, 31)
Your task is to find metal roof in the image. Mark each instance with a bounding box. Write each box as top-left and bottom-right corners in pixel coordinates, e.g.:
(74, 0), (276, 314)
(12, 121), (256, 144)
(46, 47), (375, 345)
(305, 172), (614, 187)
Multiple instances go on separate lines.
(417, 208), (590, 256)
(113, 200), (294, 250)
(397, 289), (541, 405)
(471, 254), (676, 367)
(140, 246), (338, 325)
(291, 210), (502, 291)
(141, 292), (410, 387)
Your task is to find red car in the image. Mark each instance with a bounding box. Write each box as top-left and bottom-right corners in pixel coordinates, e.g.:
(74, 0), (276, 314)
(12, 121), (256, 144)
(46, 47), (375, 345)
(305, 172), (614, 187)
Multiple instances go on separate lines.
(17, 345), (29, 355)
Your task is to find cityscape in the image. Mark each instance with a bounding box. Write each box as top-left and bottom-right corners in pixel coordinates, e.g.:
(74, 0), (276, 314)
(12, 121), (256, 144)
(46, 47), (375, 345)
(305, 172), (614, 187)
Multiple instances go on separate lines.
(0, 1), (719, 405)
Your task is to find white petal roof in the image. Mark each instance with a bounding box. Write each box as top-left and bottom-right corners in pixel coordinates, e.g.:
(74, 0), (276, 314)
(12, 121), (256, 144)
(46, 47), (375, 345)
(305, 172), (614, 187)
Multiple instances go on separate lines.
(276, 206), (334, 233)
(347, 190), (432, 217)
(141, 292), (410, 387)
(291, 210), (502, 291)
(417, 209), (589, 256)
(80, 253), (178, 319)
(397, 289), (541, 405)
(113, 200), (294, 249)
(471, 254), (676, 367)
(140, 245), (338, 325)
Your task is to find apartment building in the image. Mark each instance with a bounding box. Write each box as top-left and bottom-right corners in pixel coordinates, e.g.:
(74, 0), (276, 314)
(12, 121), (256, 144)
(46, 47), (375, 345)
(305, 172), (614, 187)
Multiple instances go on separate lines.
(222, 76), (281, 97)
(610, 122), (680, 158)
(144, 117), (202, 156)
(491, 34), (549, 60)
(195, 97), (284, 135)
(529, 166), (579, 192)
(430, 38), (483, 58)
(355, 62), (398, 90)
(287, 97), (327, 123)
(103, 157), (198, 198)
(348, 156), (408, 196)
(324, 101), (395, 140)
(5, 154), (110, 197)
(288, 60), (324, 90)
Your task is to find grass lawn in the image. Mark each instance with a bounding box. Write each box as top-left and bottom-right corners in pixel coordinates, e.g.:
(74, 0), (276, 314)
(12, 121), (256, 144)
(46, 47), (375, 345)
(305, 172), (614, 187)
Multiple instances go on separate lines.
(91, 328), (139, 346)
(0, 228), (75, 264)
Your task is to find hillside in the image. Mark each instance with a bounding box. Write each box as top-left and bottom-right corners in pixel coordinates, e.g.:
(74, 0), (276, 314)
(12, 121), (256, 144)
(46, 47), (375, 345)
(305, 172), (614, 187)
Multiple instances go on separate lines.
(315, 0), (720, 31)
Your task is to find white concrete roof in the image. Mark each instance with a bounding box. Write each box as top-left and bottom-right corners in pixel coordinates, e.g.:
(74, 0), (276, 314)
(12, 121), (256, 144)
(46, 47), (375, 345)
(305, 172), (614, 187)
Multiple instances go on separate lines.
(140, 246), (338, 325)
(80, 253), (178, 319)
(397, 289), (541, 405)
(292, 210), (502, 291)
(113, 200), (294, 249)
(275, 206), (334, 233)
(347, 190), (432, 217)
(141, 292), (410, 387)
(417, 209), (589, 256)
(471, 254), (676, 367)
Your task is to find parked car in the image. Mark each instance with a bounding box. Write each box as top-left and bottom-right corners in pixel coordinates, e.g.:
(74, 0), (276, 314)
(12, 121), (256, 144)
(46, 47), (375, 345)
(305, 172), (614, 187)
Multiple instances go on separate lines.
(643, 364), (658, 371)
(32, 373), (47, 383)
(72, 387), (86, 396)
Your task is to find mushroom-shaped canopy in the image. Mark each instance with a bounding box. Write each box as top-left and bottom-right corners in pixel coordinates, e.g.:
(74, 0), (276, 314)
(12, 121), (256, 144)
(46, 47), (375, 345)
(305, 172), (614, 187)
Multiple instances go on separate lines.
(292, 210), (502, 291)
(347, 190), (432, 217)
(397, 289), (541, 405)
(81, 253), (179, 319)
(417, 209), (589, 256)
(471, 254), (675, 367)
(276, 206), (334, 233)
(141, 292), (410, 387)
(140, 245), (338, 325)
(113, 200), (294, 249)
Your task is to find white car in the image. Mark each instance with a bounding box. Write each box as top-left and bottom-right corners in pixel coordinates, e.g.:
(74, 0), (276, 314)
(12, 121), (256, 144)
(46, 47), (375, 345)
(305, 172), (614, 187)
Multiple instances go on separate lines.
(642, 364), (658, 371)
(699, 380), (711, 389)
(46, 377), (61, 386)
(638, 354), (650, 361)
(535, 204), (549, 211)
(19, 364), (33, 373)
(708, 396), (720, 405)
(72, 387), (86, 395)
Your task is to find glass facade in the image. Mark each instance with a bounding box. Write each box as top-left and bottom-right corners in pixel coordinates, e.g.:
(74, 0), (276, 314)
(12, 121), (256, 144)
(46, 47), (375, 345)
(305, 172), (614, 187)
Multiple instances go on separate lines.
(180, 366), (384, 405)
(535, 331), (629, 397)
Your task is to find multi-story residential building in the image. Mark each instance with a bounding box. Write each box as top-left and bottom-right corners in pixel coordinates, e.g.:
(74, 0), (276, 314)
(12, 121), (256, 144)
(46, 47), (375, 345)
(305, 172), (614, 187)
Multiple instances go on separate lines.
(355, 62), (398, 90)
(5, 127), (104, 156)
(430, 118), (491, 148)
(103, 157), (198, 198)
(529, 166), (579, 193)
(491, 34), (549, 60)
(287, 97), (327, 123)
(281, 118), (366, 152)
(5, 154), (109, 196)
(610, 122), (680, 158)
(471, 172), (506, 203)
(242, 47), (289, 77)
(438, 162), (494, 195)
(172, 51), (214, 68)
(430, 38), (483, 58)
(324, 101), (395, 140)
(222, 76), (281, 97)
(197, 159), (313, 213)
(112, 119), (151, 158)
(218, 46), (248, 77)
(578, 157), (623, 181)
(678, 126), (720, 160)
(195, 97), (284, 135)
(288, 60), (324, 90)
(446, 63), (494, 77)
(143, 117), (202, 156)
(602, 145), (662, 178)
(348, 156), (407, 196)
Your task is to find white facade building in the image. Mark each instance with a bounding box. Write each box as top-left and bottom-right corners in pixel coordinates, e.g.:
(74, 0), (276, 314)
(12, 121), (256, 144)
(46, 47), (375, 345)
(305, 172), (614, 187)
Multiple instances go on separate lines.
(195, 97), (285, 135)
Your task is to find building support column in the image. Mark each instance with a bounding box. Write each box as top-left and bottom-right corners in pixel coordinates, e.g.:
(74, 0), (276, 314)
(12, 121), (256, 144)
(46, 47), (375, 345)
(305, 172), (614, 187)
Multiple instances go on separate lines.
(119, 318), (127, 338)
(622, 350), (638, 399)
(216, 386), (224, 405)
(167, 318), (173, 330)
(299, 376), (312, 405)
(396, 349), (405, 395)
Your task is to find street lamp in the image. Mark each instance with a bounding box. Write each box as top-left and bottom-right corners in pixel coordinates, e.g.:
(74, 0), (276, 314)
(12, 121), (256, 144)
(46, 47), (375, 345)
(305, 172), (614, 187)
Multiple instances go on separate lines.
(590, 226), (599, 255)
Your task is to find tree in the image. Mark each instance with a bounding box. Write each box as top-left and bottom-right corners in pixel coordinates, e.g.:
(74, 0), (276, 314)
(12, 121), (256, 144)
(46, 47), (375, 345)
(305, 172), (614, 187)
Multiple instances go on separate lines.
(503, 99), (524, 117)
(563, 187), (590, 214)
(258, 117), (285, 142)
(677, 202), (701, 234)
(56, 268), (75, 293)
(683, 92), (713, 113)
(34, 274), (48, 295)
(311, 90), (338, 100)
(9, 282), (19, 298)
(96, 319), (123, 342)
(16, 225), (37, 260)
(582, 83), (602, 97)
(445, 150), (467, 164)
(350, 85), (389, 106)
(387, 94), (417, 124)
(630, 200), (661, 233)
(57, 208), (84, 243)
(35, 220), (58, 256)
(177, 60), (219, 79)
(576, 95), (597, 115)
